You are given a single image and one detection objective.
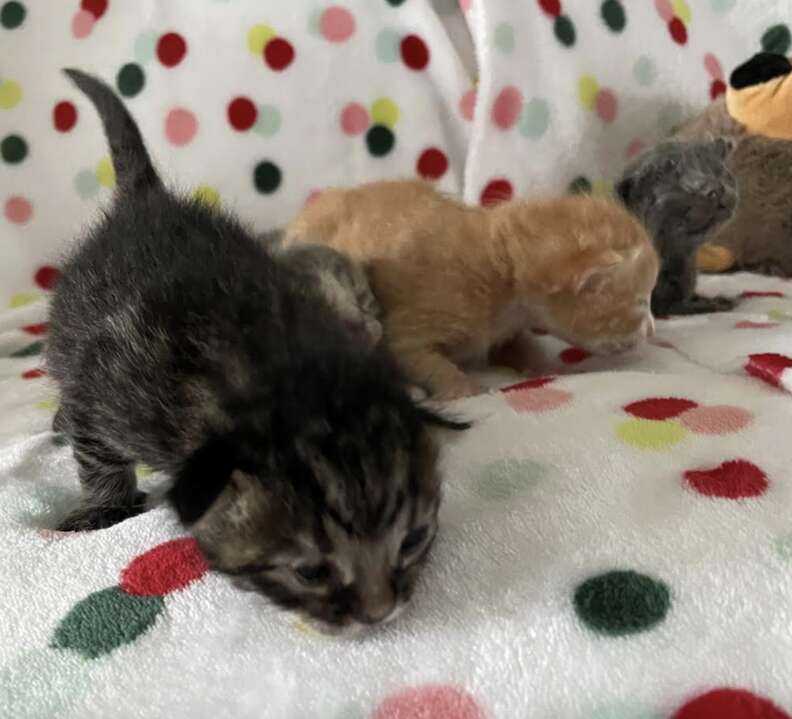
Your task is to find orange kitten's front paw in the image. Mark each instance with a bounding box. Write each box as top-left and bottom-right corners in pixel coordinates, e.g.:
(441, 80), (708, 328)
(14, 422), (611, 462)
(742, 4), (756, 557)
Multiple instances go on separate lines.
(431, 376), (485, 401)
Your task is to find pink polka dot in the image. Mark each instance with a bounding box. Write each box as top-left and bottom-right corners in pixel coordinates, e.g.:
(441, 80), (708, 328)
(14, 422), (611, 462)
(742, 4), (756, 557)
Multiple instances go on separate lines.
(4, 196), (32, 225)
(595, 89), (618, 123)
(704, 53), (724, 81)
(680, 405), (753, 435)
(492, 85), (523, 130)
(459, 0), (471, 11)
(626, 139), (645, 159)
(655, 0), (673, 22)
(165, 108), (197, 146)
(735, 321), (780, 329)
(340, 102), (369, 136)
(373, 685), (487, 719)
(305, 189), (322, 206)
(71, 9), (95, 39)
(505, 387), (572, 413)
(459, 88), (476, 121)
(320, 6), (355, 43)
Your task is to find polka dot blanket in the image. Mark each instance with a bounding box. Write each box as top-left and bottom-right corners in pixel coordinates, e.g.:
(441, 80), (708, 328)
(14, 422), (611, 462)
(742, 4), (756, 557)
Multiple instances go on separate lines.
(2, 2), (792, 718)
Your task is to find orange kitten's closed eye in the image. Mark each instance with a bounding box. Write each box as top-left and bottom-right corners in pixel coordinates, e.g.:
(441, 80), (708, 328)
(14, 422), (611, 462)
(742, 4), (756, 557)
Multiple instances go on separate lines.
(285, 181), (658, 399)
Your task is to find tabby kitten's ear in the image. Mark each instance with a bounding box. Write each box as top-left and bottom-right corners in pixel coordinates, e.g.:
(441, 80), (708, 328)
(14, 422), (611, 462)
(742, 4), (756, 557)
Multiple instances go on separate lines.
(168, 434), (254, 524)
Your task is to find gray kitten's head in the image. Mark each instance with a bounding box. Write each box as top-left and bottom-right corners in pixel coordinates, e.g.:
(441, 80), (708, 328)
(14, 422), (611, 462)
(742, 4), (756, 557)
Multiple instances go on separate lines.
(616, 138), (738, 250)
(280, 243), (382, 348)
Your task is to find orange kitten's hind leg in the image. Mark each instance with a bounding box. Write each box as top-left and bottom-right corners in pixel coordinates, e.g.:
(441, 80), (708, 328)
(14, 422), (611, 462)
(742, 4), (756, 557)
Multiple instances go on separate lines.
(394, 346), (484, 400)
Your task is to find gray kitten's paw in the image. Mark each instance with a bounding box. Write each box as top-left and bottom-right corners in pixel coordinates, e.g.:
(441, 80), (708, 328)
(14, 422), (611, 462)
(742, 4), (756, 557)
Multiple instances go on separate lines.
(56, 492), (148, 532)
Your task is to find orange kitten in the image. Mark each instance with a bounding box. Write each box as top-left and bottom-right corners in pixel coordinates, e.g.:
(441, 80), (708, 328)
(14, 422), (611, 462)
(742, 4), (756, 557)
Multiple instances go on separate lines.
(285, 181), (658, 400)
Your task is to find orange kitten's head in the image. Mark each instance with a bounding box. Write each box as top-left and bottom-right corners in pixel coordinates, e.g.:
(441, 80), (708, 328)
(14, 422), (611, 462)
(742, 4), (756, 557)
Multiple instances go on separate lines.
(492, 196), (659, 355)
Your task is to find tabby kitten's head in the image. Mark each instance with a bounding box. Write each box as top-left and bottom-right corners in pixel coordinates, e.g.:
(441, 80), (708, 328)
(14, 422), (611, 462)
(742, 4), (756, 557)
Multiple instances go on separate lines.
(169, 354), (461, 634)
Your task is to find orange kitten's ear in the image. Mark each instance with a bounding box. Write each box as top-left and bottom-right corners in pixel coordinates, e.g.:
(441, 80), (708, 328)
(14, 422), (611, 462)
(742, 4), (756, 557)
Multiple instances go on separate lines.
(572, 250), (623, 295)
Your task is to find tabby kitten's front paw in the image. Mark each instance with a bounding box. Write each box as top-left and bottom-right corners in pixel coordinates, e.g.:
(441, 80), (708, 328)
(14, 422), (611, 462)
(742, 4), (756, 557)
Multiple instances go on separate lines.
(56, 492), (148, 532)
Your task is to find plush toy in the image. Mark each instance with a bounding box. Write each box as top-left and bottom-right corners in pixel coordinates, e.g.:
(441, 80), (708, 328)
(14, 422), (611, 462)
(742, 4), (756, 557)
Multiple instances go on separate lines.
(680, 52), (792, 275)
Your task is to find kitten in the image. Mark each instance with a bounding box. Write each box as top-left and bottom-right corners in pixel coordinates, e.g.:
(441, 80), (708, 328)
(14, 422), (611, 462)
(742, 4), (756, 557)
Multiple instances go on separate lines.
(47, 70), (466, 633)
(285, 180), (658, 400)
(616, 139), (738, 316)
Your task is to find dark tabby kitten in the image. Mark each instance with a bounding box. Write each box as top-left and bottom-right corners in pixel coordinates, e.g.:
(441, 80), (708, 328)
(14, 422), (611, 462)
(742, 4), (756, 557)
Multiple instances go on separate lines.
(47, 69), (466, 632)
(616, 138), (738, 315)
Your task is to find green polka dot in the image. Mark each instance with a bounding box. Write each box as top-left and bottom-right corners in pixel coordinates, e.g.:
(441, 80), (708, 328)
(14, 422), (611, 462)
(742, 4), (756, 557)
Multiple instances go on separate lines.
(616, 418), (687, 450)
(74, 169), (100, 199)
(253, 160), (282, 194)
(366, 124), (395, 157)
(762, 24), (791, 55)
(133, 31), (157, 64)
(473, 458), (546, 501)
(633, 56), (657, 86)
(554, 14), (575, 47)
(0, 1), (25, 30)
(493, 22), (515, 54)
(116, 63), (145, 98)
(51, 586), (164, 659)
(375, 28), (400, 63)
(385, 0), (406, 5)
(253, 104), (281, 137)
(11, 340), (42, 358)
(307, 7), (322, 35)
(601, 1), (626, 32)
(710, 0), (735, 11)
(518, 98), (550, 139)
(774, 534), (792, 561)
(568, 176), (592, 194)
(574, 570), (670, 637)
(1, 133), (26, 163)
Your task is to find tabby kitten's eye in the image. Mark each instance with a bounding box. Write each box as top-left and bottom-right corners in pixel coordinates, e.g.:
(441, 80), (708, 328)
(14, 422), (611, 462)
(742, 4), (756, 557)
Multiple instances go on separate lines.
(400, 526), (428, 557)
(295, 562), (330, 585)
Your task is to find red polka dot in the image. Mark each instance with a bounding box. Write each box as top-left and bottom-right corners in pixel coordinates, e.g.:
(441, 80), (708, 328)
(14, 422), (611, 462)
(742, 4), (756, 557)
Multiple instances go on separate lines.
(624, 397), (698, 420)
(373, 685), (487, 719)
(156, 32), (187, 67)
(120, 537), (209, 597)
(53, 101), (78, 132)
(684, 459), (769, 499)
(264, 37), (295, 71)
(81, 0), (108, 19)
(4, 196), (32, 225)
(34, 266), (60, 291)
(741, 290), (785, 298)
(502, 376), (555, 392)
(746, 352), (792, 388)
(626, 139), (645, 158)
(560, 347), (591, 364)
(22, 323), (48, 335)
(711, 79), (727, 100)
(340, 102), (369, 135)
(165, 108), (197, 146)
(595, 89), (618, 123)
(459, 88), (476, 121)
(416, 148), (448, 180)
(669, 17), (687, 44)
(492, 85), (523, 129)
(320, 6), (355, 43)
(538, 0), (561, 17)
(400, 34), (430, 70)
(480, 178), (513, 206)
(227, 97), (257, 131)
(22, 368), (45, 380)
(673, 688), (790, 719)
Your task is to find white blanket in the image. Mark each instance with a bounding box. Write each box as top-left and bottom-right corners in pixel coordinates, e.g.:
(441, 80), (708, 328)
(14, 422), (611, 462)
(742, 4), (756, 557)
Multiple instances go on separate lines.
(2, 1), (792, 717)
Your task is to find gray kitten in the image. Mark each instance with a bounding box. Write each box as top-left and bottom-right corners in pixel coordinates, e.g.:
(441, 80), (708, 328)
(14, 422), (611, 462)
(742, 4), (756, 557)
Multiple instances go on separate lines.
(47, 69), (466, 633)
(616, 139), (738, 316)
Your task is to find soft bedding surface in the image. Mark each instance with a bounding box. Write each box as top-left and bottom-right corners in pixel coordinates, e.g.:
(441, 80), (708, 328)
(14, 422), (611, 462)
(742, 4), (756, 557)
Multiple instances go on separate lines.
(2, 1), (792, 718)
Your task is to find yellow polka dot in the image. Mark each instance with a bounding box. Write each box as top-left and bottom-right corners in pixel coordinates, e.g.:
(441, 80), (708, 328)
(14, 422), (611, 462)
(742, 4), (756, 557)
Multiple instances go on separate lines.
(95, 157), (116, 189)
(592, 180), (613, 197)
(0, 80), (22, 110)
(293, 619), (323, 637)
(193, 185), (220, 208)
(671, 0), (691, 25)
(616, 418), (687, 450)
(9, 292), (41, 308)
(371, 97), (400, 129)
(35, 398), (58, 412)
(768, 309), (792, 321)
(247, 24), (276, 55)
(578, 75), (599, 111)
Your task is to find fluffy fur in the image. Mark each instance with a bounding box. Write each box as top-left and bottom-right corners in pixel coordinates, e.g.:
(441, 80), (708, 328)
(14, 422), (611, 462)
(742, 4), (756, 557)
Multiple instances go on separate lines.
(47, 70), (465, 633)
(285, 180), (658, 399)
(674, 102), (792, 277)
(617, 139), (738, 316)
